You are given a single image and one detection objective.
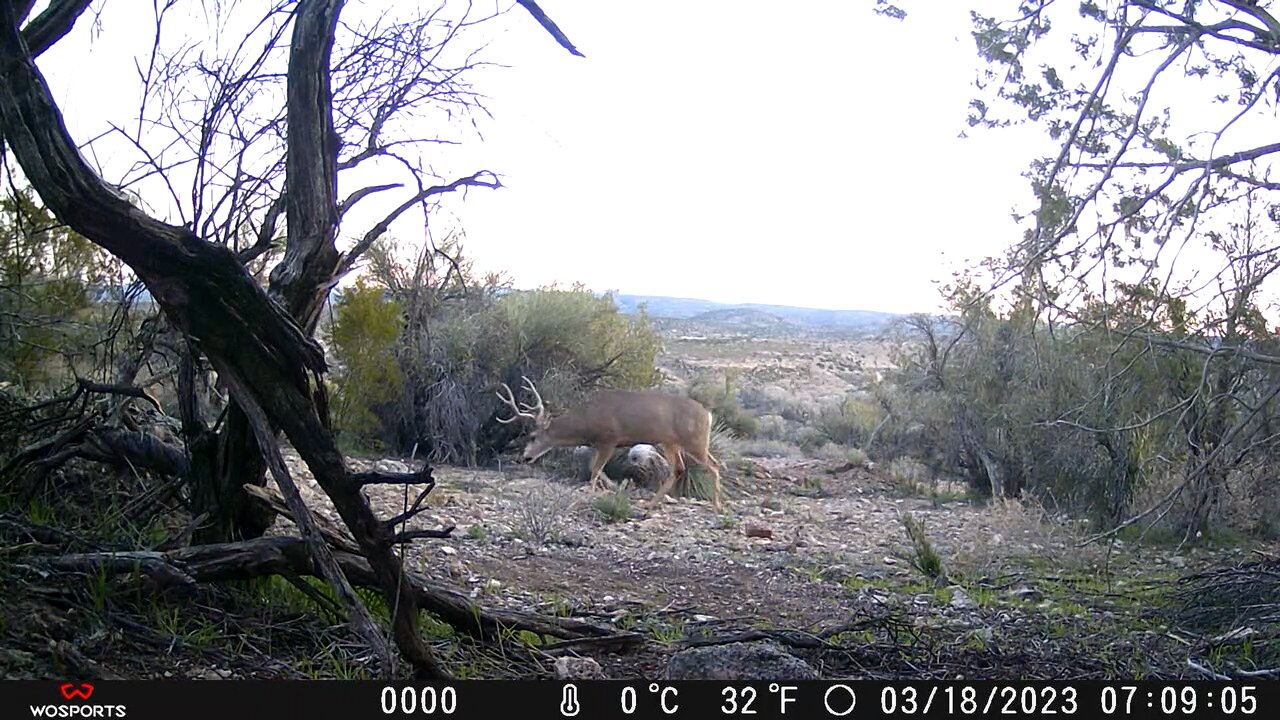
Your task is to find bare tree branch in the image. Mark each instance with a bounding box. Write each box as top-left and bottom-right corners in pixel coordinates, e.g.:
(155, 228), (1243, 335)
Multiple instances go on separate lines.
(337, 170), (500, 275)
(516, 0), (585, 57)
(19, 0), (92, 58)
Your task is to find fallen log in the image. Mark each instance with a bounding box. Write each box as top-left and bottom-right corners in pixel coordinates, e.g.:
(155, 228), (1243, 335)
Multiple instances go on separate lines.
(37, 536), (638, 644)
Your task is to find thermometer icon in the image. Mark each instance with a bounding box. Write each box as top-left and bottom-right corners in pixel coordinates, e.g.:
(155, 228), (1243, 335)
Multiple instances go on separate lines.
(560, 683), (581, 717)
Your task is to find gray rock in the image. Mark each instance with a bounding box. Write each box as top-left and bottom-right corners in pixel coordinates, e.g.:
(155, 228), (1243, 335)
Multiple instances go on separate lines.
(664, 641), (819, 680)
(818, 564), (850, 582)
(1009, 586), (1043, 602)
(554, 656), (607, 679)
(949, 586), (977, 610)
(373, 459), (410, 474)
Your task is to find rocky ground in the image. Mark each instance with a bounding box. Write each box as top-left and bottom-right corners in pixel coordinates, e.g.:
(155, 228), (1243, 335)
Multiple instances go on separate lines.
(281, 447), (1261, 680)
(1, 434), (1269, 681)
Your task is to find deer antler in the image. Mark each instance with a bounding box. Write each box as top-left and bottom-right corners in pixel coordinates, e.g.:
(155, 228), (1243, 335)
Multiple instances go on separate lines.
(495, 375), (547, 424)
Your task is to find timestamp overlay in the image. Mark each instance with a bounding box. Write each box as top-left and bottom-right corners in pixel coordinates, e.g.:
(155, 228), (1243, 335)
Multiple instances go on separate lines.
(0, 679), (1271, 719)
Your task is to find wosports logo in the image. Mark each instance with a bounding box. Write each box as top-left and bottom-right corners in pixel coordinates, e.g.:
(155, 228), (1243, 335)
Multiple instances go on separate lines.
(29, 682), (126, 718)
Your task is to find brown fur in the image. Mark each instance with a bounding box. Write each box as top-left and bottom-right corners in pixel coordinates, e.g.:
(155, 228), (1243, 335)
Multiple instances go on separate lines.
(517, 389), (723, 509)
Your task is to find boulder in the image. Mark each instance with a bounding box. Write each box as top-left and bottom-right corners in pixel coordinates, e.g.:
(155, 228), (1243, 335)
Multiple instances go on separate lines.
(664, 641), (819, 680)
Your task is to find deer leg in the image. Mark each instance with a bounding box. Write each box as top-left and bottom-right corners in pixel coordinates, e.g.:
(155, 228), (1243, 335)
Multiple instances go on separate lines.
(587, 444), (616, 491)
(688, 447), (724, 511)
(650, 444), (682, 507)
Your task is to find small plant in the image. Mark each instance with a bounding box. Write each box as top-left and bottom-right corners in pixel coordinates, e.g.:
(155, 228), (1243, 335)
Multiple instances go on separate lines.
(844, 447), (871, 467)
(788, 474), (824, 497)
(592, 486), (632, 522)
(543, 595), (574, 617)
(900, 511), (947, 585)
(689, 372), (758, 438)
(86, 565), (111, 615)
(968, 584), (999, 607)
(888, 456), (931, 495)
(513, 484), (575, 543)
(649, 621), (685, 644)
(26, 497), (54, 525)
(515, 629), (544, 646)
(465, 524), (487, 541)
(323, 654), (370, 680)
(152, 604), (183, 637)
(420, 614), (457, 640)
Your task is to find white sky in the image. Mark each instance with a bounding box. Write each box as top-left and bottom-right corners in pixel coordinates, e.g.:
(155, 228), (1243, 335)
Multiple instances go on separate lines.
(452, 1), (1053, 314)
(32, 1), (1059, 315)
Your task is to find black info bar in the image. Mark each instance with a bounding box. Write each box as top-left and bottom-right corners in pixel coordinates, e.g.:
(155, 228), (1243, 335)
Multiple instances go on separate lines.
(0, 679), (1269, 719)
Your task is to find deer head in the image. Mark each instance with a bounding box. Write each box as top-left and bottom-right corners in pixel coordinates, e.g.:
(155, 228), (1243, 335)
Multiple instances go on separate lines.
(495, 376), (557, 461)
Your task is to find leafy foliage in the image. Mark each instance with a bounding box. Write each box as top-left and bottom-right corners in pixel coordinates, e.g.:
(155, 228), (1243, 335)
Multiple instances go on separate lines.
(336, 236), (664, 463)
(0, 190), (117, 387)
(881, 264), (1280, 536)
(326, 279), (405, 449)
(688, 371), (758, 438)
(869, 1), (1280, 540)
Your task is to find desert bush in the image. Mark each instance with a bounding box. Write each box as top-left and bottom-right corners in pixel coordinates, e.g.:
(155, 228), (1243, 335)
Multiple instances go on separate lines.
(325, 279), (405, 450)
(843, 446), (871, 467)
(887, 456), (931, 494)
(807, 442), (848, 462)
(881, 272), (1280, 537)
(1, 189), (118, 388)
(741, 384), (814, 425)
(814, 394), (883, 447)
(753, 414), (787, 441)
(793, 426), (829, 453)
(498, 287), (662, 392)
(733, 438), (800, 459)
(513, 483), (577, 543)
(688, 371), (758, 438)
(354, 236), (664, 464)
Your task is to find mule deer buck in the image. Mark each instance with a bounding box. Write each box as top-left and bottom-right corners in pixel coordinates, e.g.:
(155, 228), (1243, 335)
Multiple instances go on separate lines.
(496, 376), (724, 509)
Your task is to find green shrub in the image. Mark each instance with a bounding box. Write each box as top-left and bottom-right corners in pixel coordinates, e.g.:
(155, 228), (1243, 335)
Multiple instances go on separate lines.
(794, 426), (828, 453)
(754, 414), (787, 440)
(689, 372), (758, 438)
(497, 285), (662, 393)
(325, 279), (404, 449)
(901, 511), (947, 585)
(1, 189), (116, 388)
(357, 237), (666, 464)
(814, 395), (883, 447)
(592, 487), (632, 522)
(735, 439), (800, 458)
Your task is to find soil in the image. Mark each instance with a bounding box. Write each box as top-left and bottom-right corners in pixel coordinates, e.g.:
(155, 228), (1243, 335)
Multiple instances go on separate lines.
(284, 447), (1262, 679)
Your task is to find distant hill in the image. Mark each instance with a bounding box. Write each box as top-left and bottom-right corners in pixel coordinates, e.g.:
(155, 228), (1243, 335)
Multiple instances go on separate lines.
(683, 307), (802, 335)
(612, 294), (899, 333)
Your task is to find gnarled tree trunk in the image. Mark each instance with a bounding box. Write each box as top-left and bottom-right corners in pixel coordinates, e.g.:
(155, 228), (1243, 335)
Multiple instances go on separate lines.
(0, 0), (440, 678)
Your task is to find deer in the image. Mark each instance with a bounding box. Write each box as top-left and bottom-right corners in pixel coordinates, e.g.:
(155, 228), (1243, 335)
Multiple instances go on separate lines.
(495, 376), (724, 510)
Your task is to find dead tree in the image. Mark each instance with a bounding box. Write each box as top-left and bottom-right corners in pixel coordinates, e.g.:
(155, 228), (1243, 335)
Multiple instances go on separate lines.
(0, 0), (581, 678)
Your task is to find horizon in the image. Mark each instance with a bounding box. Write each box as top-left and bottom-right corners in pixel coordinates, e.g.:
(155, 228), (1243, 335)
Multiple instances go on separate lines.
(603, 290), (902, 316)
